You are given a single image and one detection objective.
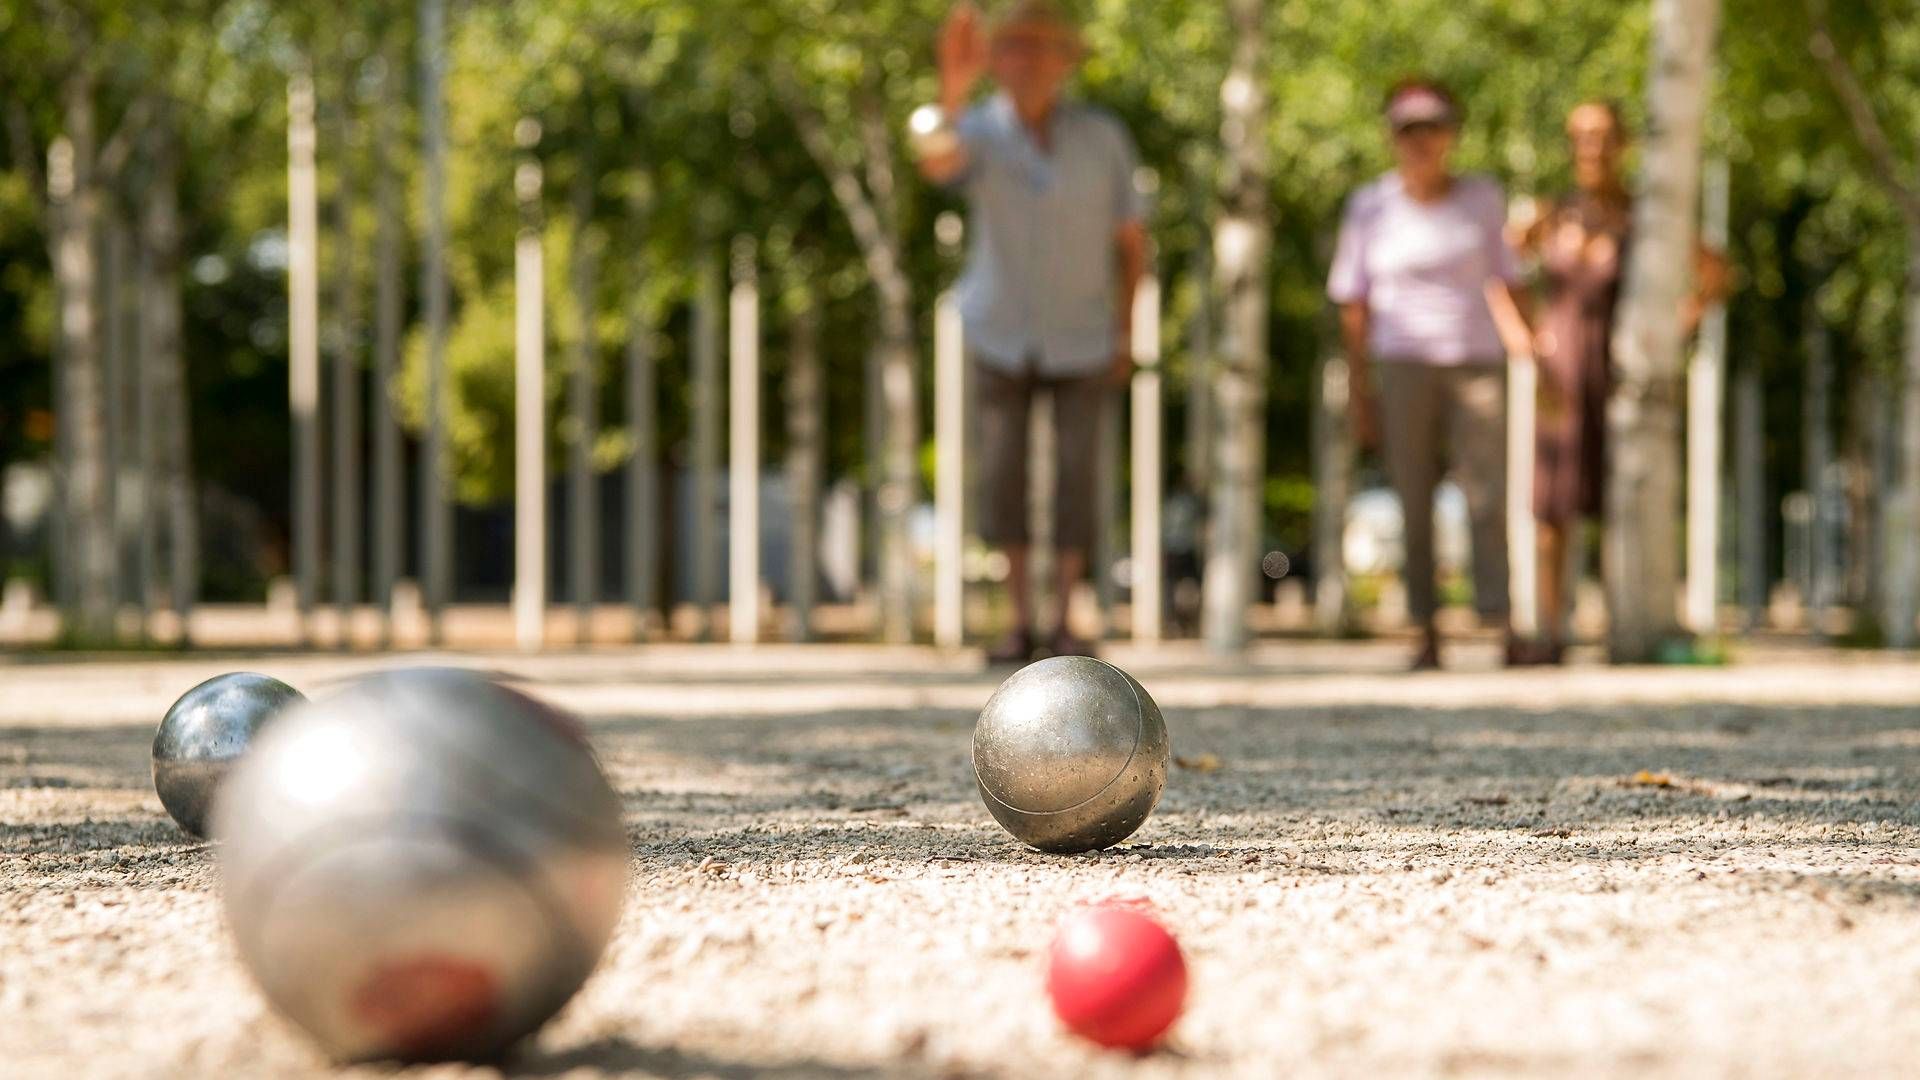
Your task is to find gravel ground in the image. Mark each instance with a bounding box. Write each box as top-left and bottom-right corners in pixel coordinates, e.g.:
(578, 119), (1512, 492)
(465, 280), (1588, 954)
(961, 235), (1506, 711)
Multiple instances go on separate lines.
(5, 643), (1920, 1079)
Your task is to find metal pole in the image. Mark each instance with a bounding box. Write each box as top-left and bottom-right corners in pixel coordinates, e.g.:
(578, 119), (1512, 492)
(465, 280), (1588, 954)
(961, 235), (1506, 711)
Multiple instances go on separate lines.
(1092, 386), (1119, 638)
(1805, 300), (1834, 633)
(728, 240), (761, 644)
(691, 251), (721, 639)
(371, 48), (403, 633)
(568, 170), (599, 641)
(786, 280), (821, 642)
(1686, 157), (1730, 634)
(1508, 354), (1540, 638)
(624, 234), (657, 634)
(419, 0), (451, 640)
(331, 86), (362, 642)
(933, 291), (966, 649)
(288, 71), (321, 641)
(1311, 354), (1350, 634)
(1735, 368), (1765, 625)
(1130, 275), (1164, 644)
(513, 120), (546, 653)
(102, 218), (125, 622)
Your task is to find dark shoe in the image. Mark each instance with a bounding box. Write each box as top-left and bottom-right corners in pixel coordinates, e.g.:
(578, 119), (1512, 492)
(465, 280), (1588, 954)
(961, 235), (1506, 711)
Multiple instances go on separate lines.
(1411, 638), (1442, 672)
(1048, 630), (1095, 659)
(988, 628), (1036, 665)
(1505, 638), (1567, 667)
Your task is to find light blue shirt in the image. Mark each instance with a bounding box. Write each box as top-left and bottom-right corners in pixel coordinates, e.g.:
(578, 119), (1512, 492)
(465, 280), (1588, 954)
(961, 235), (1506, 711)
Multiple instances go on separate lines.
(950, 94), (1146, 376)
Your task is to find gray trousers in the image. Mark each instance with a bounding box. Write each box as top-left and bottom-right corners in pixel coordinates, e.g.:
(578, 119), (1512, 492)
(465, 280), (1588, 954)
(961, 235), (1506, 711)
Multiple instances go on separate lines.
(1376, 359), (1510, 625)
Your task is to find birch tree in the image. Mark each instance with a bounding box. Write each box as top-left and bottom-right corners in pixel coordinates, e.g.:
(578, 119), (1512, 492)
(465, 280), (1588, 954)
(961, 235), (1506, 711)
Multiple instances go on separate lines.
(1201, 0), (1271, 652)
(1604, 0), (1720, 662)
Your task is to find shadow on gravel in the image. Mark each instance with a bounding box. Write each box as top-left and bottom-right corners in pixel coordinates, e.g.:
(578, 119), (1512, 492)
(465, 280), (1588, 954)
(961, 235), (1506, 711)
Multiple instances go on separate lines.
(590, 700), (1920, 869)
(0, 723), (154, 791)
(515, 1035), (915, 1078)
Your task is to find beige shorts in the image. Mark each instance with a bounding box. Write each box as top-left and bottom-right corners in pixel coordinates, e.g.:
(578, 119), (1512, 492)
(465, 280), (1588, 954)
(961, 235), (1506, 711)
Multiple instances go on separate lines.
(974, 360), (1109, 552)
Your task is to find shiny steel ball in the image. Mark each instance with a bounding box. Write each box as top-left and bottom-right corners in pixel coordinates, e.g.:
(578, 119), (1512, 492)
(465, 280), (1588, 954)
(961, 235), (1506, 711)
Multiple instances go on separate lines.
(213, 668), (628, 1063)
(972, 656), (1170, 853)
(152, 672), (305, 838)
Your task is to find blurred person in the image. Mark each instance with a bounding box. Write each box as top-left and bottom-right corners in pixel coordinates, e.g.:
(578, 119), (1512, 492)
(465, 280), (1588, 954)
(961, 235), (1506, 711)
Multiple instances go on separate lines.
(915, 0), (1148, 663)
(1516, 101), (1728, 663)
(1328, 79), (1533, 671)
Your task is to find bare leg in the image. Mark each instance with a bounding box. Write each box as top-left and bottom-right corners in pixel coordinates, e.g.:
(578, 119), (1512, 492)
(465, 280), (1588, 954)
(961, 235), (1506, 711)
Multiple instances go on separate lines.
(1005, 543), (1034, 634)
(1538, 522), (1567, 651)
(1053, 547), (1087, 649)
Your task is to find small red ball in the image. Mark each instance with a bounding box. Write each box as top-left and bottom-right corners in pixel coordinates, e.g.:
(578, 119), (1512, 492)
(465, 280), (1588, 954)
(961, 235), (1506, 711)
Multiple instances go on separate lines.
(1046, 903), (1188, 1051)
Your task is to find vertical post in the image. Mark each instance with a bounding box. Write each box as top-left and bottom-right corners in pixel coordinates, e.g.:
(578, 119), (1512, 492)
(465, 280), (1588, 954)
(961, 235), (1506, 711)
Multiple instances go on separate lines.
(1130, 275), (1164, 644)
(1805, 299), (1835, 633)
(133, 193), (157, 632)
(102, 218), (125, 622)
(728, 240), (761, 645)
(786, 276), (823, 642)
(1184, 245), (1214, 498)
(1508, 354), (1540, 637)
(1734, 368), (1765, 625)
(1686, 157), (1730, 634)
(288, 71), (321, 641)
(624, 221), (658, 633)
(1092, 385), (1119, 637)
(331, 85), (362, 642)
(419, 0), (451, 639)
(568, 170), (599, 640)
(47, 137), (73, 618)
(1311, 354), (1350, 634)
(513, 120), (546, 654)
(1031, 389), (1057, 634)
(933, 291), (966, 649)
(371, 48), (404, 632)
(691, 252), (721, 639)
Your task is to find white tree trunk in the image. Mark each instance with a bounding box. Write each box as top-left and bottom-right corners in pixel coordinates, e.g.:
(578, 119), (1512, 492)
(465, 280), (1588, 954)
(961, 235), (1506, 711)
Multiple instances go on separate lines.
(1202, 0), (1271, 653)
(1604, 0), (1720, 662)
(143, 121), (196, 634)
(53, 71), (115, 642)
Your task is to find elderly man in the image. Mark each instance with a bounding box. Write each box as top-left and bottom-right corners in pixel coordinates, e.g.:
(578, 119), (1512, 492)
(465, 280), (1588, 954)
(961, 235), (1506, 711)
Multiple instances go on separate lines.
(914, 0), (1148, 663)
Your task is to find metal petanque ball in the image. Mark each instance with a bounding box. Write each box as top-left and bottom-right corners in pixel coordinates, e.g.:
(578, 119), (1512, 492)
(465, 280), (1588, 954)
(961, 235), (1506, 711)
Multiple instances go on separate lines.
(152, 672), (305, 838)
(972, 656), (1170, 854)
(213, 668), (628, 1063)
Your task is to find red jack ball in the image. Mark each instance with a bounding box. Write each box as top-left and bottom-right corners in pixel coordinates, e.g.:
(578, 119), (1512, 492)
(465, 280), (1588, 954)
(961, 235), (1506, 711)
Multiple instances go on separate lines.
(1046, 903), (1187, 1051)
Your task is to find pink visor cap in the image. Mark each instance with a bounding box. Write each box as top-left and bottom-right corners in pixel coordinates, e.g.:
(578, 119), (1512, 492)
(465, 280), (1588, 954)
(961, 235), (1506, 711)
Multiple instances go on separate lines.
(1386, 87), (1458, 130)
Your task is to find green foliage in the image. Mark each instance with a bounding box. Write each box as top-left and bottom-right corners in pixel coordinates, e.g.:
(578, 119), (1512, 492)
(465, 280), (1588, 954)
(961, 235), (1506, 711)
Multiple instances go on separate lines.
(0, 0), (1915, 583)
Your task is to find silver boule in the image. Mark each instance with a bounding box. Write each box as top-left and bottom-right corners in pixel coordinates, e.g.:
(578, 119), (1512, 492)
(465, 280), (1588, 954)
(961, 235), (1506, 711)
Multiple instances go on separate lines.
(152, 672), (305, 837)
(972, 656), (1170, 853)
(214, 668), (628, 1063)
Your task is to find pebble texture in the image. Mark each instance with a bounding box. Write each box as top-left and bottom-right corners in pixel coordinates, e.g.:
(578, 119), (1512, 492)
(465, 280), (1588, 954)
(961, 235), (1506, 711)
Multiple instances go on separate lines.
(3, 645), (1920, 1078)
